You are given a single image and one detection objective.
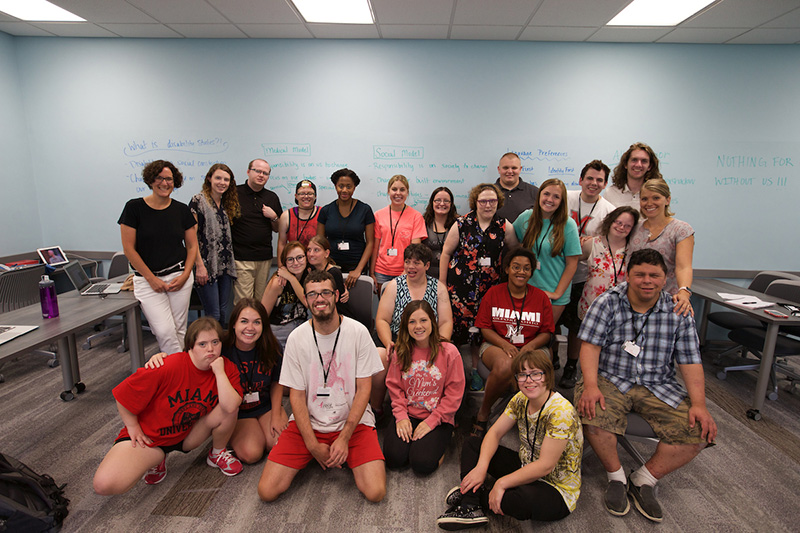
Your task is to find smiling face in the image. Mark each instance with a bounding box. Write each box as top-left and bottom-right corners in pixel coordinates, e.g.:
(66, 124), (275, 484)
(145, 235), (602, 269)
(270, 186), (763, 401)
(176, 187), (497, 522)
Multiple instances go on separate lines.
(609, 212), (635, 239)
(403, 257), (429, 282)
(208, 168), (231, 197)
(580, 167), (607, 201)
(432, 190), (452, 217)
(538, 184), (563, 217)
(306, 241), (329, 269)
(284, 246), (307, 276)
(295, 184), (316, 209)
(639, 189), (669, 220)
(233, 307), (262, 351)
(188, 329), (222, 371)
(505, 255), (533, 290)
(476, 189), (499, 219)
(153, 167), (174, 198)
(626, 149), (651, 181)
(407, 308), (433, 347)
(627, 262), (667, 306)
(388, 180), (409, 208)
(306, 280), (338, 322)
(335, 176), (356, 202)
(497, 155), (522, 189)
(516, 362), (548, 403)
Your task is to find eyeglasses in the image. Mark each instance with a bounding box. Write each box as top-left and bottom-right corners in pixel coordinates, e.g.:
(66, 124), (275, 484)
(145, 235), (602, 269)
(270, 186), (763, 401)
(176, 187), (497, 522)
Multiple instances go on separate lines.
(154, 176), (174, 183)
(515, 371), (546, 383)
(249, 168), (270, 177)
(433, 199), (451, 205)
(286, 255), (305, 264)
(306, 289), (335, 300)
(612, 220), (634, 231)
(477, 199), (498, 206)
(509, 264), (532, 273)
(297, 192), (315, 197)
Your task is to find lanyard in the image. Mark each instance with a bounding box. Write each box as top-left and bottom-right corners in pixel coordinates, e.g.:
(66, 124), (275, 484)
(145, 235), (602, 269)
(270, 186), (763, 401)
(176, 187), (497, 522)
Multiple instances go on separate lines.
(630, 304), (656, 344)
(311, 315), (342, 387)
(606, 237), (627, 287)
(292, 206), (317, 241)
(577, 199), (598, 236)
(388, 205), (406, 248)
(507, 284), (528, 337)
(524, 390), (552, 462)
(534, 221), (554, 259)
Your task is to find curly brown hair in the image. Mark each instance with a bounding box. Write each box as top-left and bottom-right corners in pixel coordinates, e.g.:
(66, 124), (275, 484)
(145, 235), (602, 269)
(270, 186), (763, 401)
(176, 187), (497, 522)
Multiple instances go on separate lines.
(467, 183), (504, 212)
(202, 163), (241, 220)
(611, 142), (662, 190)
(142, 160), (183, 189)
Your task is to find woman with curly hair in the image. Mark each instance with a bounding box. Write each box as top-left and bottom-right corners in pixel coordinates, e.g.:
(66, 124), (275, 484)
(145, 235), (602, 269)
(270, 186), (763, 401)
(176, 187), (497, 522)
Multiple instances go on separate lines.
(119, 160), (197, 354)
(190, 163), (240, 328)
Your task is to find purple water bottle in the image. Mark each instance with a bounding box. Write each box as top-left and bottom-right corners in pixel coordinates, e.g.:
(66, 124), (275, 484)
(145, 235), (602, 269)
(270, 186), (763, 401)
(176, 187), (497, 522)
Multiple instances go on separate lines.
(39, 274), (59, 319)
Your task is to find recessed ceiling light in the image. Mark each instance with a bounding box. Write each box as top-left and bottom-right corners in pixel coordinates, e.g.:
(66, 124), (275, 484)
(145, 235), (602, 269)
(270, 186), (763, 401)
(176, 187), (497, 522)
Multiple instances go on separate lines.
(291, 0), (374, 24)
(0, 0), (84, 21)
(607, 0), (715, 26)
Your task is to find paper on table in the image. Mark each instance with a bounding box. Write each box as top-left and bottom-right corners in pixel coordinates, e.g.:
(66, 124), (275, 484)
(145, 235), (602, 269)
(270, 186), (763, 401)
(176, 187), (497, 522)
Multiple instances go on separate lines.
(717, 292), (773, 309)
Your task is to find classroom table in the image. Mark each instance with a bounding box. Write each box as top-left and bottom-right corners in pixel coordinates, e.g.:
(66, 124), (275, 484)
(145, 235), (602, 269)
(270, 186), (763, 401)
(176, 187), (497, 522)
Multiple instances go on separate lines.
(693, 278), (800, 421)
(0, 289), (143, 401)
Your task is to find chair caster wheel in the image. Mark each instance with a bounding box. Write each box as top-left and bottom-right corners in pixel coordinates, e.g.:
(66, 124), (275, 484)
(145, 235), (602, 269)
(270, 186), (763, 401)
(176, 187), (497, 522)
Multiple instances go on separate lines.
(767, 391), (778, 401)
(60, 391), (75, 402)
(48, 359), (60, 368)
(716, 371), (727, 380)
(76, 382), (86, 394)
(746, 409), (761, 421)
(82, 342), (91, 350)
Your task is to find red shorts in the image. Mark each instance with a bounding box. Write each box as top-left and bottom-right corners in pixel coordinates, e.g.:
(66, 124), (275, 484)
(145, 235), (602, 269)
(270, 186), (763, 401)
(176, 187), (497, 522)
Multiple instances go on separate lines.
(268, 421), (384, 470)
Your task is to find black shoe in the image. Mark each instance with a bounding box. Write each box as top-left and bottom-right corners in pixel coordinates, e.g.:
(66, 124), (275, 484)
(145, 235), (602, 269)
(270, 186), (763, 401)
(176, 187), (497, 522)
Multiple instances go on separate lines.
(437, 505), (488, 530)
(551, 354), (561, 371)
(445, 486), (463, 507)
(559, 364), (578, 389)
(628, 478), (663, 523)
(604, 480), (630, 516)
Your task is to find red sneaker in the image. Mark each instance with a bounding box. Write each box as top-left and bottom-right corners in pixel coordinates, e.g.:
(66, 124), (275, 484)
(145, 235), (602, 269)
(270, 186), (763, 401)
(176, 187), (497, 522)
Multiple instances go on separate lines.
(207, 449), (243, 476)
(144, 458), (166, 485)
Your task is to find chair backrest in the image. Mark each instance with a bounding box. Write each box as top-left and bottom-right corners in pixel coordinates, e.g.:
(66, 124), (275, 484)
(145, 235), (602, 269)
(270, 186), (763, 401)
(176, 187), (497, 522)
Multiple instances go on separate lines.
(346, 275), (375, 330)
(750, 271), (800, 293)
(0, 264), (47, 313)
(765, 280), (800, 304)
(107, 252), (130, 279)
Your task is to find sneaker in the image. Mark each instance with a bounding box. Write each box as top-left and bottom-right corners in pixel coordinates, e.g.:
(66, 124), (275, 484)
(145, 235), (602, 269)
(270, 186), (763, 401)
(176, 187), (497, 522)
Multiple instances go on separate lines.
(559, 364), (578, 389)
(604, 480), (630, 516)
(144, 458), (166, 485)
(445, 486), (463, 507)
(437, 505), (488, 530)
(207, 448), (243, 476)
(628, 478), (663, 523)
(469, 369), (484, 392)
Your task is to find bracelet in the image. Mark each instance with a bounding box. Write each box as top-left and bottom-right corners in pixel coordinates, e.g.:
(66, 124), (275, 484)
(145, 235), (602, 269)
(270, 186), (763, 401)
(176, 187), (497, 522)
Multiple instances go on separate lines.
(678, 286), (693, 295)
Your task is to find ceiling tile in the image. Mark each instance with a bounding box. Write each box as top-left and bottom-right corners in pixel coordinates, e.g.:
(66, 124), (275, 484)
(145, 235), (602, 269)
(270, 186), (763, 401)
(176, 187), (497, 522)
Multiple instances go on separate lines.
(762, 7), (800, 27)
(588, 26), (672, 42)
(97, 23), (183, 38)
(238, 24), (313, 38)
(50, 0), (156, 24)
(0, 12), (18, 22)
(167, 23), (248, 38)
(307, 23), (380, 39)
(379, 24), (449, 39)
(371, 0), (453, 25)
(125, 0), (227, 24)
(726, 27), (800, 44)
(682, 0), (800, 28)
(0, 22), (57, 36)
(28, 22), (118, 37)
(656, 27), (748, 43)
(530, 0), (629, 26)
(519, 26), (596, 41)
(206, 0), (301, 24)
(454, 0), (537, 25)
(450, 25), (523, 40)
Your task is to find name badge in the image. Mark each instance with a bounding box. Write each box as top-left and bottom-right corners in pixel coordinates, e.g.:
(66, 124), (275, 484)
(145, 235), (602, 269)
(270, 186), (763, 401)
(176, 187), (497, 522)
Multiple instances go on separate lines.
(316, 386), (332, 397)
(623, 340), (641, 357)
(479, 257), (490, 267)
(243, 392), (259, 404)
(337, 241), (350, 251)
(535, 260), (541, 270)
(511, 334), (524, 344)
(387, 248), (398, 256)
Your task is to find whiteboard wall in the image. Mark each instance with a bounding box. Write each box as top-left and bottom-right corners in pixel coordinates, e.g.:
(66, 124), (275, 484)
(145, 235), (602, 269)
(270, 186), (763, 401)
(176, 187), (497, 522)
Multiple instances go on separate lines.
(5, 37), (800, 269)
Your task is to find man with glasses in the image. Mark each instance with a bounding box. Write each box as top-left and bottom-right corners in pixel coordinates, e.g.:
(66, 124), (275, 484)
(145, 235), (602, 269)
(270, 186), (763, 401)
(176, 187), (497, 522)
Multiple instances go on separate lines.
(559, 160), (616, 389)
(494, 152), (538, 224)
(258, 270), (386, 503)
(575, 249), (716, 523)
(231, 158), (282, 303)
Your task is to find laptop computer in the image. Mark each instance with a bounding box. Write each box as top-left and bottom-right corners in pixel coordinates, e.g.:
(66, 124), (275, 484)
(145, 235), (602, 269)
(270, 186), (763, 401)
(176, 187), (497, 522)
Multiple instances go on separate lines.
(0, 325), (38, 346)
(63, 261), (123, 296)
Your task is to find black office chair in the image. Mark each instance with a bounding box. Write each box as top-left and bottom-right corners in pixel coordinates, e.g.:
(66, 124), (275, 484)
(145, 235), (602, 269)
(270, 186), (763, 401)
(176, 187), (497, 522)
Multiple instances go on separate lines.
(716, 280), (800, 401)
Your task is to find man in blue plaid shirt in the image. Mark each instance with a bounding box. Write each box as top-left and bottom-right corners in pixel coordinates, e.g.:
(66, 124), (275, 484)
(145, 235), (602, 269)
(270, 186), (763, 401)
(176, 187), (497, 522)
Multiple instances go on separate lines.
(575, 249), (716, 523)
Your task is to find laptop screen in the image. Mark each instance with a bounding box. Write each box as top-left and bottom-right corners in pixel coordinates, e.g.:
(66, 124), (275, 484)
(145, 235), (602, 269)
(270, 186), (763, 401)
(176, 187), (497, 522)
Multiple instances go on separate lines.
(63, 261), (91, 291)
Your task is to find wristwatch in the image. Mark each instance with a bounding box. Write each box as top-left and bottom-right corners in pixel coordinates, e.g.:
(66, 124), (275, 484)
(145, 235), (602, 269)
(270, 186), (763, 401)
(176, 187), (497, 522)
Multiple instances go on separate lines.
(678, 286), (692, 295)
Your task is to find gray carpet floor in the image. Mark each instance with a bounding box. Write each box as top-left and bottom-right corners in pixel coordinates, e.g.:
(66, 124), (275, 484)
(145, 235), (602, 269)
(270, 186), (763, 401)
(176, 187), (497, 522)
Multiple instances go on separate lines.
(1, 329), (798, 532)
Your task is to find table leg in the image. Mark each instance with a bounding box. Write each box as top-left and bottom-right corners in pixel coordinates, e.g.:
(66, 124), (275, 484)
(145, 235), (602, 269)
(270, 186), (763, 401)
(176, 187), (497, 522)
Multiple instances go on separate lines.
(68, 334), (86, 394)
(56, 337), (75, 401)
(126, 306), (144, 372)
(697, 296), (710, 349)
(748, 323), (780, 420)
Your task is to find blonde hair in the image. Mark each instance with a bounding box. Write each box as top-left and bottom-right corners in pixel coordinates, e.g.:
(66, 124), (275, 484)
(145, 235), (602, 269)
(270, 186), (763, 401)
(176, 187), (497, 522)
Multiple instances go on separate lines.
(641, 178), (674, 217)
(387, 174), (409, 193)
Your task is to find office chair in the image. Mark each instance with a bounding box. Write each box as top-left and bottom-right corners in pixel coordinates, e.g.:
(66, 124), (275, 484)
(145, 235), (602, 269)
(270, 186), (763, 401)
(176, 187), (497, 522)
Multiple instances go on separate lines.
(82, 252), (132, 351)
(716, 280), (800, 401)
(344, 275), (376, 331)
(0, 264), (59, 382)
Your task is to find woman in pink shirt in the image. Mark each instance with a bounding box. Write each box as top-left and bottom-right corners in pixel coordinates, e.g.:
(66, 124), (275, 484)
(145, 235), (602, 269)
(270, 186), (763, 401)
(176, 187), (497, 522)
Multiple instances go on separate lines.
(384, 300), (465, 475)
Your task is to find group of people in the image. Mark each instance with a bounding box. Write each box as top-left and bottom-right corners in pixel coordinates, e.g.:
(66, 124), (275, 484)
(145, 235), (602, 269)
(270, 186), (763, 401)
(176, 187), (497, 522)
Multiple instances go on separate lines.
(95, 143), (716, 529)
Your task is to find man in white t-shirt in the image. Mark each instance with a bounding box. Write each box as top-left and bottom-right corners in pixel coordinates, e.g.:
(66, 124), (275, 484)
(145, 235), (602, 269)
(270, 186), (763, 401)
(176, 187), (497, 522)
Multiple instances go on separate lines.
(604, 143), (662, 209)
(560, 160), (616, 388)
(258, 270), (386, 503)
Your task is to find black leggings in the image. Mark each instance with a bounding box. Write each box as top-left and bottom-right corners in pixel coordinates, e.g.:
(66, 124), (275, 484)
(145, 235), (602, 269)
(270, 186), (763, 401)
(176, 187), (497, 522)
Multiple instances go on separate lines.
(459, 436), (570, 522)
(383, 416), (453, 475)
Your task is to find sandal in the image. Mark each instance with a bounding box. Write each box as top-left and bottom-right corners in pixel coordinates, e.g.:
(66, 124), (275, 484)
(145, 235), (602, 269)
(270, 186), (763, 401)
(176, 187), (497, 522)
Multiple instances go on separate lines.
(469, 418), (488, 439)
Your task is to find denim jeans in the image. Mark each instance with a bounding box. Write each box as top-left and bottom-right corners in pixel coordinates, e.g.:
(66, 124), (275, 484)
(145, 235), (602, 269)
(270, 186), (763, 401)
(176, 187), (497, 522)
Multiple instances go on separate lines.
(196, 273), (233, 328)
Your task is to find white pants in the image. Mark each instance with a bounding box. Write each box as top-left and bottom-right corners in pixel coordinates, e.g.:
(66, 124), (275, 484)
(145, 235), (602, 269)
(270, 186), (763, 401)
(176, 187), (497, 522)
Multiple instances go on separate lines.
(133, 271), (194, 354)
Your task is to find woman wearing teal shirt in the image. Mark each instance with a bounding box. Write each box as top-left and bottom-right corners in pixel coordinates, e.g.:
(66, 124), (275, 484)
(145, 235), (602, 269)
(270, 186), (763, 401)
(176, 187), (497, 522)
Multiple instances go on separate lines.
(512, 178), (581, 326)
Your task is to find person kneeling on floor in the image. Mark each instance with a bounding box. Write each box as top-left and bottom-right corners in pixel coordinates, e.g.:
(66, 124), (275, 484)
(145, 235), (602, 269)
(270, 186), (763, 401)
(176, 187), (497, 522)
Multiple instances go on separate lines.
(575, 248), (717, 523)
(93, 317), (244, 495)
